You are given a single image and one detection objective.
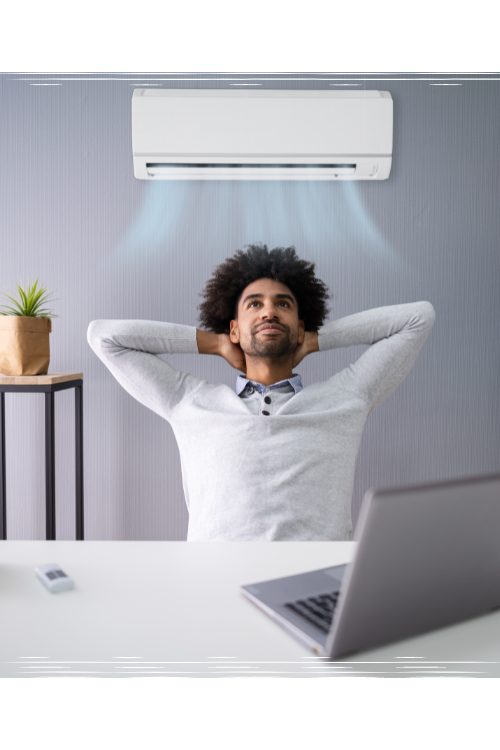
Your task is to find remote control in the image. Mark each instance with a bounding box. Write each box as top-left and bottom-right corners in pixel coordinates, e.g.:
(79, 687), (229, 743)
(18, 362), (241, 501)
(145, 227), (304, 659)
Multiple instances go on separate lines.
(35, 564), (75, 593)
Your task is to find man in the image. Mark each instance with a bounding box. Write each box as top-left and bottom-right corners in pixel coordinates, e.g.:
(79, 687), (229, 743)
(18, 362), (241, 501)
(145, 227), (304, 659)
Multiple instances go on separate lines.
(87, 243), (435, 541)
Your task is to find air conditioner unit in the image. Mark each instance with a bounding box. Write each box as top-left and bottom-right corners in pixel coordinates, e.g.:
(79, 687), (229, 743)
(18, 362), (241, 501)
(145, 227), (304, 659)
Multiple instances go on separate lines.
(132, 89), (393, 181)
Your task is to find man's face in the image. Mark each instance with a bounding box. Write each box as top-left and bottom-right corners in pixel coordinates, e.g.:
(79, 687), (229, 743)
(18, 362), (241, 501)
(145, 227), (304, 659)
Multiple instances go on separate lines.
(229, 278), (305, 359)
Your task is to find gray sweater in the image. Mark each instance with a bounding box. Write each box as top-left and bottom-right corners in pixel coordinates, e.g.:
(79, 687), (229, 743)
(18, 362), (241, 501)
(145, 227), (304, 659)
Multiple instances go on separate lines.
(87, 302), (435, 541)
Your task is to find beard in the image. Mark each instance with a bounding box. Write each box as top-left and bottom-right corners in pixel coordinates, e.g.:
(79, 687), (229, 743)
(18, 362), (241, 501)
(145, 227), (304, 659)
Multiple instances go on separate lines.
(242, 327), (297, 360)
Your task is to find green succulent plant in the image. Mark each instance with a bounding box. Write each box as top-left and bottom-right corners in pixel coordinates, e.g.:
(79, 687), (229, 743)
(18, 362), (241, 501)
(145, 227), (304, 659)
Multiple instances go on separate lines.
(0, 278), (59, 318)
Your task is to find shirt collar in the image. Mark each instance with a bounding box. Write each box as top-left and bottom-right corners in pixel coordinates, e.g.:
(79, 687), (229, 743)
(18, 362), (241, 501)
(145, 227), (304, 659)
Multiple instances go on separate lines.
(235, 373), (303, 397)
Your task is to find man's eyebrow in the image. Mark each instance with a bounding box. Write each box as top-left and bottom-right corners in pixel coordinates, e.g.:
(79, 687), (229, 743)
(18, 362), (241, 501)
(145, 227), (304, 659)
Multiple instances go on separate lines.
(242, 293), (296, 307)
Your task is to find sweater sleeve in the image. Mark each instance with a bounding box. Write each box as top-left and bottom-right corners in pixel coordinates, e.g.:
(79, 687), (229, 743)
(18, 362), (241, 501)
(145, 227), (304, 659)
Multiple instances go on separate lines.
(87, 319), (203, 420)
(317, 301), (436, 412)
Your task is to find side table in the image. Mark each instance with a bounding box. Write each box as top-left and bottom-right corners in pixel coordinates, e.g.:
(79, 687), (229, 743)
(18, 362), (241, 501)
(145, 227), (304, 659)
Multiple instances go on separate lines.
(0, 373), (84, 541)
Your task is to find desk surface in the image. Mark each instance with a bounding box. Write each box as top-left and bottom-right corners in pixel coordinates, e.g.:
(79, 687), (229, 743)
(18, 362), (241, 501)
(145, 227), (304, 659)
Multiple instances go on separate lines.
(1, 541), (499, 678)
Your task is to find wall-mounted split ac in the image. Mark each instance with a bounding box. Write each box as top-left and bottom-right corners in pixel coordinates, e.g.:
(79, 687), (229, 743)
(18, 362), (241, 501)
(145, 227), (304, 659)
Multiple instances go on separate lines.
(132, 89), (393, 181)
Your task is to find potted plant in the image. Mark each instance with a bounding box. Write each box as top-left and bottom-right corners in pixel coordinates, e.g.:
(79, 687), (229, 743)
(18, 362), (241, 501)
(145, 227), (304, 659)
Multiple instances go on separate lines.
(0, 279), (58, 376)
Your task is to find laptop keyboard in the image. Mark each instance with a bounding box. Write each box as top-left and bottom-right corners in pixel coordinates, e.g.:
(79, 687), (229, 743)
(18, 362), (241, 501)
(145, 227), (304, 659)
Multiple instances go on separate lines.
(284, 591), (339, 634)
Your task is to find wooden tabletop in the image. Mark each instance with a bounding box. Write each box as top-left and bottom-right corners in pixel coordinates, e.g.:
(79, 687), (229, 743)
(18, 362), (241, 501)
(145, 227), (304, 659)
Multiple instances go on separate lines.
(0, 372), (83, 385)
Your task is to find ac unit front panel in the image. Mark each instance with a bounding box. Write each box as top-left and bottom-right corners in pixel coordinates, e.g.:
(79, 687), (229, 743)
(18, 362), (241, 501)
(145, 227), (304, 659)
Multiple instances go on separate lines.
(132, 89), (393, 180)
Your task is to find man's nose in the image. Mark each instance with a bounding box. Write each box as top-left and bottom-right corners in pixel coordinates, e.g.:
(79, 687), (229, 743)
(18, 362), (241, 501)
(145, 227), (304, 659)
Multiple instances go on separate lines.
(260, 302), (280, 318)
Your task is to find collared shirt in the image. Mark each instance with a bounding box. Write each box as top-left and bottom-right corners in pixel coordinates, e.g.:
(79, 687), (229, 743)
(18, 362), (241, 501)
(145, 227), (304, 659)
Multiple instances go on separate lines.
(235, 373), (303, 397)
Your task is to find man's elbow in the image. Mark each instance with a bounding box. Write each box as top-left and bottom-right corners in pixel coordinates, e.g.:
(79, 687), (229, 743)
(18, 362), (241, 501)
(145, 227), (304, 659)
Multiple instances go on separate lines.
(418, 301), (436, 327)
(87, 320), (105, 350)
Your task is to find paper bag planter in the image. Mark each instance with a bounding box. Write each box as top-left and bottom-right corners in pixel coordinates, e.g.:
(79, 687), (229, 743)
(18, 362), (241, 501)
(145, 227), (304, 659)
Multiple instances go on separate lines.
(0, 316), (52, 376)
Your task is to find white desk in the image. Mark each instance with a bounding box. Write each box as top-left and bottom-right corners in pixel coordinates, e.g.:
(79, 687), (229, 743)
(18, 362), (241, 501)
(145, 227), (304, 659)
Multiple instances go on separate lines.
(1, 541), (499, 678)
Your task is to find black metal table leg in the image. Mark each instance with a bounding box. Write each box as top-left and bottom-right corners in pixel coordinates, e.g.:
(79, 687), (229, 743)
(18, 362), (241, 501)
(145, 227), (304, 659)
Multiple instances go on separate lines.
(1, 377), (83, 541)
(0, 392), (6, 540)
(45, 391), (56, 540)
(75, 384), (84, 540)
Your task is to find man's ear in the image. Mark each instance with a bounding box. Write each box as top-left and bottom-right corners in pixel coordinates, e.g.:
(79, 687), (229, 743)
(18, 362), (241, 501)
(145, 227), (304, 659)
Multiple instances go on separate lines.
(229, 320), (240, 344)
(298, 320), (305, 344)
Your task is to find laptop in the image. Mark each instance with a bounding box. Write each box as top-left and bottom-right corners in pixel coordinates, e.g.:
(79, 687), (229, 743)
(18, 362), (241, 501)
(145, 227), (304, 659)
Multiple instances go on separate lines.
(240, 473), (500, 658)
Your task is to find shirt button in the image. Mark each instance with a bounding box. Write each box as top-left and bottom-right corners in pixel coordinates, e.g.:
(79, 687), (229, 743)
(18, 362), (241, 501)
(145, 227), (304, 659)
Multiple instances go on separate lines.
(264, 396), (271, 404)
(262, 410), (270, 416)
(247, 386), (254, 394)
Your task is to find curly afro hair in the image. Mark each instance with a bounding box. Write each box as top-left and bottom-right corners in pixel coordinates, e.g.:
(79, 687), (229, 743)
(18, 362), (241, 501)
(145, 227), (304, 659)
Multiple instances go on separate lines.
(197, 243), (332, 335)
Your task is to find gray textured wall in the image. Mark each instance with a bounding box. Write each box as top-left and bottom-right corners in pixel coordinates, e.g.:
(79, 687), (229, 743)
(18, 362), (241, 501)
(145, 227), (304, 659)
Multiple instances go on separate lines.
(1, 74), (499, 540)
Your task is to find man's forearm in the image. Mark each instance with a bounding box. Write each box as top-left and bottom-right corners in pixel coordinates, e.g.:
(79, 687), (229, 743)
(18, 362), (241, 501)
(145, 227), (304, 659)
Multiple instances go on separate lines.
(317, 302), (435, 353)
(87, 319), (199, 357)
